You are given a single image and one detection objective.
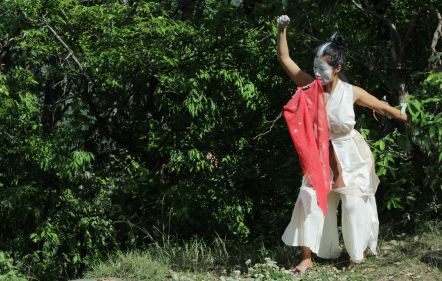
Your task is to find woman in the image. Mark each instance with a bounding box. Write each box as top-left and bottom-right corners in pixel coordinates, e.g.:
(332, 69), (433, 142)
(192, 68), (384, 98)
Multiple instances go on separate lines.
(276, 15), (408, 273)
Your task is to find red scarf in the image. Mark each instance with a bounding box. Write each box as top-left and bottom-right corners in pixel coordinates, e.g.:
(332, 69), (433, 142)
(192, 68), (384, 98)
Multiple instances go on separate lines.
(283, 79), (330, 215)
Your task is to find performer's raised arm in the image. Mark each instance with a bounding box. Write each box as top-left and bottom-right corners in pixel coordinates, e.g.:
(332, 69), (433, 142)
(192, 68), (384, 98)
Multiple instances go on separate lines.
(276, 15), (314, 87)
(353, 86), (409, 122)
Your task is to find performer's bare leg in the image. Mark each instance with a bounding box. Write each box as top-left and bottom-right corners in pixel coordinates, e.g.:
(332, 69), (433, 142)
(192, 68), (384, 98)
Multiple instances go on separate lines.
(329, 143), (345, 188)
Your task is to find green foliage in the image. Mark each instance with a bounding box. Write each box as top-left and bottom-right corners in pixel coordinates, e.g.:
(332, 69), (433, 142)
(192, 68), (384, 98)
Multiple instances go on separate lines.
(0, 252), (27, 281)
(0, 0), (441, 279)
(365, 71), (442, 221)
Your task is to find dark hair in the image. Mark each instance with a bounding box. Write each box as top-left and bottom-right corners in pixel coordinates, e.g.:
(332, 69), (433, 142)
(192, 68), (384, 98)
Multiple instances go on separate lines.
(314, 32), (345, 69)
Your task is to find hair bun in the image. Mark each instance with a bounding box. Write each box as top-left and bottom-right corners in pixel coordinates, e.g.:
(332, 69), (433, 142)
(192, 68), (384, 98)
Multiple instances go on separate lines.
(329, 32), (345, 49)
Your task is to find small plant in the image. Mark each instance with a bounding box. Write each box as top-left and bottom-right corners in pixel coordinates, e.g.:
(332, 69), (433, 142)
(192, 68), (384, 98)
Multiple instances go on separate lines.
(245, 257), (293, 281)
(0, 252), (27, 281)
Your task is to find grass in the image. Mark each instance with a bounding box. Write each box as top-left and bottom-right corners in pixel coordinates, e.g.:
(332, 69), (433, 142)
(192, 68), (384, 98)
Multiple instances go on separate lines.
(82, 251), (169, 281)
(83, 220), (442, 281)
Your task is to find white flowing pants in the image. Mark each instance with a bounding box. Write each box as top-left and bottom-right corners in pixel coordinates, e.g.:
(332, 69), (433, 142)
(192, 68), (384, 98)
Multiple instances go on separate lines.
(281, 186), (379, 261)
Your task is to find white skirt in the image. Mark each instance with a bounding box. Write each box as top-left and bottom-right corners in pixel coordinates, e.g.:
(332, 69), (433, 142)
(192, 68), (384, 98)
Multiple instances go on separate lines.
(281, 184), (379, 261)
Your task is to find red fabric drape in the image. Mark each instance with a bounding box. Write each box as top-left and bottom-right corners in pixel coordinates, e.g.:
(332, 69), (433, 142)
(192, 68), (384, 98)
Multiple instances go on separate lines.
(283, 79), (330, 215)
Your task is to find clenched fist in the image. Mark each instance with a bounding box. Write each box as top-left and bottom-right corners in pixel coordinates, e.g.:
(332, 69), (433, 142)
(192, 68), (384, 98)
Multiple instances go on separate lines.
(277, 15), (290, 29)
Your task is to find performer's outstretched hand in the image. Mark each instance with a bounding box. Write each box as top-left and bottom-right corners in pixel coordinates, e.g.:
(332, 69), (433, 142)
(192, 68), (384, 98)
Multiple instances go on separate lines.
(277, 15), (290, 29)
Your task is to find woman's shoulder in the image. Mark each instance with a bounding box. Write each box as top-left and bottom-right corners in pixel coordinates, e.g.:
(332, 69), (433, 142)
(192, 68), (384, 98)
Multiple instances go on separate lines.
(348, 84), (368, 102)
(338, 81), (360, 102)
(339, 80), (356, 94)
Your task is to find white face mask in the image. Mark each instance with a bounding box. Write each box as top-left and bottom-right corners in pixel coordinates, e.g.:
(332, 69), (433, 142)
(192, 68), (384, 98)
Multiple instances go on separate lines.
(313, 57), (333, 85)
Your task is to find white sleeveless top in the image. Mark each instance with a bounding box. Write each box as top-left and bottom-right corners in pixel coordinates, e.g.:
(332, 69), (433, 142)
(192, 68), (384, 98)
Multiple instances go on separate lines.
(326, 80), (356, 139)
(325, 80), (380, 196)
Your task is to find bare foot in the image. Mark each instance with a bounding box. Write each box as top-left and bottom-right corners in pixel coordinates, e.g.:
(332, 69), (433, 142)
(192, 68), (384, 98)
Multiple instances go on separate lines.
(348, 251), (369, 269)
(292, 258), (313, 274)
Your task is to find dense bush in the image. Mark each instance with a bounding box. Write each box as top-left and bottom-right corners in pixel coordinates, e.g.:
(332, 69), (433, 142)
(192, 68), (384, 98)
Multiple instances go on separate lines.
(0, 0), (440, 279)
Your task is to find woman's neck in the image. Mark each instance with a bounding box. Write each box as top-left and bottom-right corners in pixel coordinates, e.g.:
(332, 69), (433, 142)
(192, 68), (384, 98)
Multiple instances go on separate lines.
(324, 76), (340, 93)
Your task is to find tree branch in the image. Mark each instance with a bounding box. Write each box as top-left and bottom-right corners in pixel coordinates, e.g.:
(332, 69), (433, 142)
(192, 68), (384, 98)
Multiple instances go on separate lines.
(44, 18), (83, 70)
(430, 8), (442, 64)
(351, 0), (402, 61)
(253, 112), (282, 140)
